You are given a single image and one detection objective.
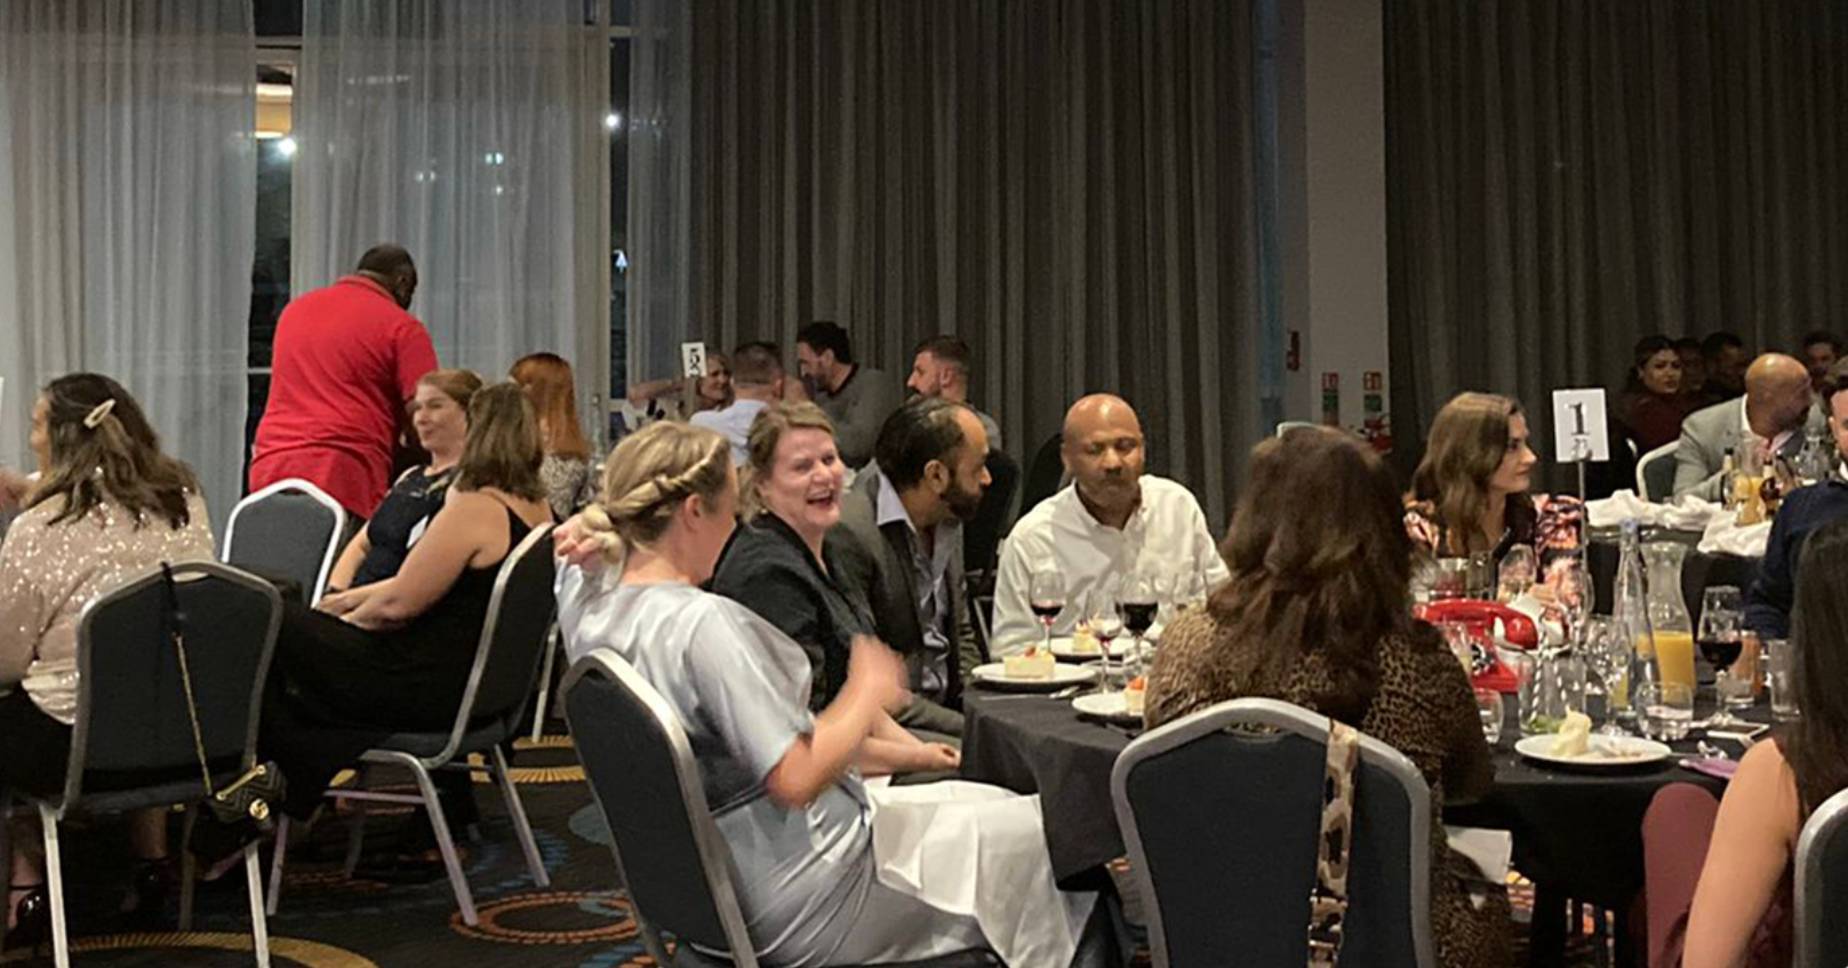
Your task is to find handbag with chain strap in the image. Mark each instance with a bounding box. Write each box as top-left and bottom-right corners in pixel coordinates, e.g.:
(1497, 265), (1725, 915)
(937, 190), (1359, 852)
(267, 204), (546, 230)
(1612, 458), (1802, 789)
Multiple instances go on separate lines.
(1306, 718), (1360, 968)
(159, 562), (287, 832)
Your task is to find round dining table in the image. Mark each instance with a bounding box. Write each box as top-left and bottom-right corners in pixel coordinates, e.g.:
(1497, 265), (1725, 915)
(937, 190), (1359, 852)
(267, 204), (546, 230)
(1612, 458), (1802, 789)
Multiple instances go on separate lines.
(960, 686), (1769, 966)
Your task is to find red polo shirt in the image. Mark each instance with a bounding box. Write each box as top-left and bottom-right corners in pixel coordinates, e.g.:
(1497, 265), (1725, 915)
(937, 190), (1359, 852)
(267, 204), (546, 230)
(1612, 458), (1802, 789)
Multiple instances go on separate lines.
(249, 276), (439, 518)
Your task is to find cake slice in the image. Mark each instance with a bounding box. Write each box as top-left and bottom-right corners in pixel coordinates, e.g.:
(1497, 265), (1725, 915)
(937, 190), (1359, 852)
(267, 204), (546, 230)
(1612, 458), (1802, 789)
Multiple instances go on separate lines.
(1003, 644), (1057, 680)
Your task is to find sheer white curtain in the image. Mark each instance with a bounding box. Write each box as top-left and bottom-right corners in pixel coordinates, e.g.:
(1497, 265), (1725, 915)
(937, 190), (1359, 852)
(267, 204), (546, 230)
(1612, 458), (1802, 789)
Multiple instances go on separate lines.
(0, 1), (256, 528)
(293, 0), (610, 408)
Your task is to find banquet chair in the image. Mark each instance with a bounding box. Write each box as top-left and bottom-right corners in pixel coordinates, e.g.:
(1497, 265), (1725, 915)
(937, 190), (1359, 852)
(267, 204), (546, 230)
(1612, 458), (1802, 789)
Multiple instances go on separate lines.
(1797, 786), (1848, 968)
(1636, 442), (1680, 502)
(0, 563), (282, 968)
(265, 524), (557, 926)
(563, 652), (1000, 968)
(1111, 698), (1434, 968)
(1017, 433), (1066, 516)
(222, 478), (347, 606)
(963, 449), (1021, 576)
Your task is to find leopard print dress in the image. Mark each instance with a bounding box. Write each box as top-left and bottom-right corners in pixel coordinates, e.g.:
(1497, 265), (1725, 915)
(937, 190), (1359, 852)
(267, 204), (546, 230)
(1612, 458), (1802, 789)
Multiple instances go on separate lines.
(1146, 610), (1513, 968)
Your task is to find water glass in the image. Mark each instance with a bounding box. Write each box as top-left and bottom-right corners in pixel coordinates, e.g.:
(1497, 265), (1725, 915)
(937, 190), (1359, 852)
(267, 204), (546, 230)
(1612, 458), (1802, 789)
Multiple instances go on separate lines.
(1636, 681), (1695, 741)
(1766, 638), (1800, 721)
(1475, 688), (1504, 745)
(1513, 650), (1586, 736)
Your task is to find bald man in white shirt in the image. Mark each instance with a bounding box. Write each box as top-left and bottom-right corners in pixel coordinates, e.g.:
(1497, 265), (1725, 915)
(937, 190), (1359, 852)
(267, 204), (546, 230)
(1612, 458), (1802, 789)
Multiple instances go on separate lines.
(991, 394), (1229, 654)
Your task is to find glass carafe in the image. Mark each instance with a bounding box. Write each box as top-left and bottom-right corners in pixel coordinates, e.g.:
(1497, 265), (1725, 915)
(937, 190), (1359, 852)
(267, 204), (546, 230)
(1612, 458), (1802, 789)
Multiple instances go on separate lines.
(1640, 541), (1696, 696)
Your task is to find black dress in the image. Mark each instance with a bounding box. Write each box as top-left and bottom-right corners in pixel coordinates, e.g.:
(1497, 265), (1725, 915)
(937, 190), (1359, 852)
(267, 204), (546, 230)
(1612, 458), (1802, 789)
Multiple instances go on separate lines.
(263, 504), (533, 818)
(352, 466), (454, 587)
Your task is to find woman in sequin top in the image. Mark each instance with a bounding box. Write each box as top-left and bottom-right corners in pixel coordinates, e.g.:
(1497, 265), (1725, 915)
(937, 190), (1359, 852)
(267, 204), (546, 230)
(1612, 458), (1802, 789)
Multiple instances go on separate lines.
(512, 352), (598, 519)
(0, 374), (215, 935)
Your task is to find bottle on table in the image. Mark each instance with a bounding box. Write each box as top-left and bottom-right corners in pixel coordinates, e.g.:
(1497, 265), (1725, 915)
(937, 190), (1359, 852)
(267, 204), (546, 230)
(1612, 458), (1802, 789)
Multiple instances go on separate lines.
(1610, 520), (1660, 713)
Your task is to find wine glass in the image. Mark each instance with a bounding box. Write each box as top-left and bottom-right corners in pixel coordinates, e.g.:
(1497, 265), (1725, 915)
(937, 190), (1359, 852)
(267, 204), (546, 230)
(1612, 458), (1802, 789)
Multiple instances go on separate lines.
(1117, 571), (1160, 676)
(1697, 586), (1746, 727)
(1086, 588), (1125, 692)
(1581, 617), (1632, 736)
(1497, 546), (1537, 603)
(1553, 553), (1593, 649)
(1027, 569), (1065, 657)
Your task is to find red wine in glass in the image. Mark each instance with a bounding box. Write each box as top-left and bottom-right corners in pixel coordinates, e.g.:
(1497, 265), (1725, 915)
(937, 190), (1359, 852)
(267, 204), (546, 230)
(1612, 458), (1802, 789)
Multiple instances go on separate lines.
(1119, 601), (1159, 638)
(1698, 633), (1743, 671)
(1030, 600), (1064, 625)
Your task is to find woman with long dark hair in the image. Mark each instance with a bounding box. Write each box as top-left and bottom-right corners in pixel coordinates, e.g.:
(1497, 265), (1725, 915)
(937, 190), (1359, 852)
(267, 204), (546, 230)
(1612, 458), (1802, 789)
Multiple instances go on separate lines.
(0, 374), (215, 942)
(1146, 426), (1509, 968)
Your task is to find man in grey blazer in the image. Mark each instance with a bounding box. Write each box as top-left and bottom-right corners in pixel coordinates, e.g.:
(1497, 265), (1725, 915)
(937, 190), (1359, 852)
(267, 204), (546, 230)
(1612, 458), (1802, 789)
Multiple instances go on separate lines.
(833, 397), (994, 737)
(1672, 353), (1819, 501)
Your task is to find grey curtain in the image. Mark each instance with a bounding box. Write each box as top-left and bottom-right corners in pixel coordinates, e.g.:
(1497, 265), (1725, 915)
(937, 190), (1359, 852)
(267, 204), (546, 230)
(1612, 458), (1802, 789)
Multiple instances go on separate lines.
(1387, 0), (1848, 469)
(649, 0), (1264, 524)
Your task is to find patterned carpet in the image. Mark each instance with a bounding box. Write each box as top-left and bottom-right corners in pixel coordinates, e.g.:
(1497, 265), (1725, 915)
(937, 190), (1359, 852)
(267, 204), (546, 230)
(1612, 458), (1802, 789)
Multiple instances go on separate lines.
(3, 736), (1610, 968)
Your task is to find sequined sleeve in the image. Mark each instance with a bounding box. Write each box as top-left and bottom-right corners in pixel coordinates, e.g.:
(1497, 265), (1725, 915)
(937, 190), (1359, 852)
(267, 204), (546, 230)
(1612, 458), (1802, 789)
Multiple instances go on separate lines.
(0, 512), (50, 686)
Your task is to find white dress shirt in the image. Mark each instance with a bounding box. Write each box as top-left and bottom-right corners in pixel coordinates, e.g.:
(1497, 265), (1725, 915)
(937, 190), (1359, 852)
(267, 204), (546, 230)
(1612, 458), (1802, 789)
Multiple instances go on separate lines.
(992, 475), (1229, 655)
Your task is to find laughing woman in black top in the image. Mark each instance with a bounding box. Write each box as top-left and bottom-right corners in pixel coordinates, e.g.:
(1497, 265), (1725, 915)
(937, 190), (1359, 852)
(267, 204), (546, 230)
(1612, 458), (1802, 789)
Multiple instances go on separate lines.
(263, 382), (554, 819)
(709, 402), (958, 776)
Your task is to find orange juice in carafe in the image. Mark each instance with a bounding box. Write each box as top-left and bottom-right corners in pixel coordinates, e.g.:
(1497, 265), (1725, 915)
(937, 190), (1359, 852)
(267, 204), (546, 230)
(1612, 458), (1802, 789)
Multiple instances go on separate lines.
(1637, 631), (1697, 693)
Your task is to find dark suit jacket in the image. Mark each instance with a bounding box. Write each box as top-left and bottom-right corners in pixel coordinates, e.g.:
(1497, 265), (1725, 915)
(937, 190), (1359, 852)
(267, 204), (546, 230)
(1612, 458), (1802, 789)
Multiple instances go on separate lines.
(832, 469), (974, 706)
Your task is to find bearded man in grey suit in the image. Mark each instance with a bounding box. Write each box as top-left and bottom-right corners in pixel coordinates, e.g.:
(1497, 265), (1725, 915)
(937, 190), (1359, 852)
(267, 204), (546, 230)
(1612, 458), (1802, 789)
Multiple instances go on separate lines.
(1672, 353), (1821, 501)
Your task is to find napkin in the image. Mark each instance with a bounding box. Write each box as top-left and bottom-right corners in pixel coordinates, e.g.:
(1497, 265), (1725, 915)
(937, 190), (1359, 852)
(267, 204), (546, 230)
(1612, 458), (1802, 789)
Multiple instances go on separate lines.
(1444, 825), (1512, 883)
(1587, 490), (1729, 530)
(1698, 517), (1771, 558)
(1678, 757), (1738, 780)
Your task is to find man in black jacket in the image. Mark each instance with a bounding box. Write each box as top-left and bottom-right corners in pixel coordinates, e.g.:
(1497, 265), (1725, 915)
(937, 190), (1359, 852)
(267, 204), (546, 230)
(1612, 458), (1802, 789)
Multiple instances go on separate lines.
(833, 398), (992, 736)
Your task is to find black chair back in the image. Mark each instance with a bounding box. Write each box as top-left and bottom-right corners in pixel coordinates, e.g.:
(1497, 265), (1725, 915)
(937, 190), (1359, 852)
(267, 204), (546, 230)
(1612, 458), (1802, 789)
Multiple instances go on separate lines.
(222, 479), (347, 605)
(1016, 432), (1064, 518)
(565, 652), (757, 966)
(66, 562), (282, 808)
(1798, 786), (1848, 968)
(1112, 698), (1433, 968)
(963, 450), (1021, 574)
(441, 524), (558, 752)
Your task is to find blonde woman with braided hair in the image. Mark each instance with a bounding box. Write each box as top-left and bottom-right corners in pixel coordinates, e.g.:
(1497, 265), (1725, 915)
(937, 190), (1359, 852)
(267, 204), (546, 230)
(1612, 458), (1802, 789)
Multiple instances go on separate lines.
(0, 373), (215, 940)
(558, 421), (1093, 968)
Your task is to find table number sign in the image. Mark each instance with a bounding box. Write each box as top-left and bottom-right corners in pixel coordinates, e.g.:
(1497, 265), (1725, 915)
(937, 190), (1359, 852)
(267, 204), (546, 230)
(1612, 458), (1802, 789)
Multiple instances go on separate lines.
(1551, 389), (1610, 463)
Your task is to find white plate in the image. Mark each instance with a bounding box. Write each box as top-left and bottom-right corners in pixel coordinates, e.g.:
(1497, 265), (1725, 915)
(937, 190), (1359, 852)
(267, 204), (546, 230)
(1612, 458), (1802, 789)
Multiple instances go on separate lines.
(971, 662), (1097, 692)
(1514, 733), (1674, 769)
(1073, 691), (1144, 725)
(1049, 636), (1107, 661)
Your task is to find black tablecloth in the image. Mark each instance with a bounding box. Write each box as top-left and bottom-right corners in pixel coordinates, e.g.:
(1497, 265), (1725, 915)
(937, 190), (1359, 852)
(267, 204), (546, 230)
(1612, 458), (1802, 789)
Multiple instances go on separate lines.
(961, 688), (1759, 904)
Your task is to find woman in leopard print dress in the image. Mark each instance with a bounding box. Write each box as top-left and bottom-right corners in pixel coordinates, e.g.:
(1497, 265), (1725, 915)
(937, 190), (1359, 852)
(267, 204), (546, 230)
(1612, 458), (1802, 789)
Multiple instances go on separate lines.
(1145, 426), (1512, 968)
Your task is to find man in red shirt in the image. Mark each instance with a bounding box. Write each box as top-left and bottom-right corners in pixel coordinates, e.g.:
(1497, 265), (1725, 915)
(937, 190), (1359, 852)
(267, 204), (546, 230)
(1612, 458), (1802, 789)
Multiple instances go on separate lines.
(249, 244), (439, 520)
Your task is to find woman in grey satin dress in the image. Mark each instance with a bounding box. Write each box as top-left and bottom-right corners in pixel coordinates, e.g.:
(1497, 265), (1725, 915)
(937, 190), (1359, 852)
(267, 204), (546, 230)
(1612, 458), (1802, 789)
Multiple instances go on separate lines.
(556, 422), (1088, 968)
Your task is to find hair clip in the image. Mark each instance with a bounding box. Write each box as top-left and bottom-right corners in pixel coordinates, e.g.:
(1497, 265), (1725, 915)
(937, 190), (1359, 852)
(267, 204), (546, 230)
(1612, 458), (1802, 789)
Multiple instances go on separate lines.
(83, 399), (117, 429)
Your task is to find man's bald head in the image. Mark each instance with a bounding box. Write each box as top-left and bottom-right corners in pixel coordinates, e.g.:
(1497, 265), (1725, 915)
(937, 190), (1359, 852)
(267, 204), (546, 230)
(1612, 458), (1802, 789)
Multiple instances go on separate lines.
(1745, 353), (1814, 437)
(1062, 394), (1142, 441)
(1062, 394), (1145, 523)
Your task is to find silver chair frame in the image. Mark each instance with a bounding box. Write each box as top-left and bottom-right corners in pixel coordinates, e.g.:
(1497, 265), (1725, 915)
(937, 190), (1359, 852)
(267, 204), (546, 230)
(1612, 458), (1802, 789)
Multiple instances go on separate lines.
(1635, 441), (1680, 502)
(1110, 697), (1436, 968)
(528, 622), (563, 743)
(221, 477), (348, 606)
(564, 652), (764, 968)
(0, 563), (282, 968)
(1796, 786), (1848, 968)
(265, 525), (556, 926)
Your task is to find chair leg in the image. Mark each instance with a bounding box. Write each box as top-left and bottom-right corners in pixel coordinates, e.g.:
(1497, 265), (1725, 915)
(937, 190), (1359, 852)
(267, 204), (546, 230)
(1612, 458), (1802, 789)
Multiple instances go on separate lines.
(178, 806), (199, 931)
(38, 804), (70, 968)
(265, 815), (291, 917)
(409, 763), (477, 925)
(492, 746), (549, 887)
(530, 636), (560, 743)
(342, 802), (370, 879)
(243, 842), (271, 968)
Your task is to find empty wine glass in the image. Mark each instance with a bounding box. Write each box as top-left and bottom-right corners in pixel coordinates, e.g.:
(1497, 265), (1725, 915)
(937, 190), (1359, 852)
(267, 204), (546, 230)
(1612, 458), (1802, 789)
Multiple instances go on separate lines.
(1497, 546), (1537, 602)
(1087, 588), (1126, 691)
(1581, 617), (1632, 737)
